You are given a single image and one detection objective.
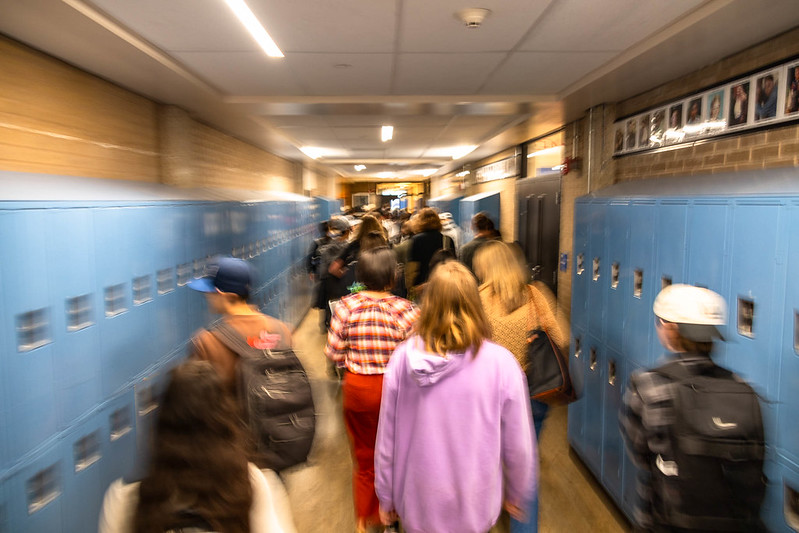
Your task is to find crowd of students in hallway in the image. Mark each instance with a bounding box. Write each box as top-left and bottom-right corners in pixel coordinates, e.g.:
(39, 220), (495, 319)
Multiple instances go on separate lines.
(97, 205), (766, 533)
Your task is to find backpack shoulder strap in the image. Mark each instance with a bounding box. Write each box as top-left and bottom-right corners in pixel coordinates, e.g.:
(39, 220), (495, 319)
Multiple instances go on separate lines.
(655, 358), (720, 382)
(207, 320), (260, 359)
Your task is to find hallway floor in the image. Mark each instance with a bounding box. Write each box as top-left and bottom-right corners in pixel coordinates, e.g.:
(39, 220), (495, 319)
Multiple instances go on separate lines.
(280, 308), (631, 533)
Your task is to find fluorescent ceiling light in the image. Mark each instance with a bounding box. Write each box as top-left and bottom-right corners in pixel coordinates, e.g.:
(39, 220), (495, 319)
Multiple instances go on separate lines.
(223, 0), (284, 58)
(450, 145), (477, 160)
(418, 168), (437, 177)
(381, 125), (394, 142)
(354, 165), (366, 171)
(456, 170), (470, 177)
(377, 172), (395, 179)
(300, 146), (340, 159)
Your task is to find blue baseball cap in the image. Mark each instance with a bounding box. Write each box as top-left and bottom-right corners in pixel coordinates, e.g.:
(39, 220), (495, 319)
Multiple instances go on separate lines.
(188, 257), (252, 298)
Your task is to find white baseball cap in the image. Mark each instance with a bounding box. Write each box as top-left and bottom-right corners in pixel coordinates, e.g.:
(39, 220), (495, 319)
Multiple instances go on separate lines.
(653, 284), (727, 342)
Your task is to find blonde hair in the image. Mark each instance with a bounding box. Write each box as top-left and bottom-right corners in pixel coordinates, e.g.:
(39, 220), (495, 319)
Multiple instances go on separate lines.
(473, 240), (527, 314)
(417, 261), (490, 355)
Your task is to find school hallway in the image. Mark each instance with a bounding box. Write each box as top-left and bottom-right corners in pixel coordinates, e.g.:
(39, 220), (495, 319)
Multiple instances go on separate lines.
(281, 308), (631, 532)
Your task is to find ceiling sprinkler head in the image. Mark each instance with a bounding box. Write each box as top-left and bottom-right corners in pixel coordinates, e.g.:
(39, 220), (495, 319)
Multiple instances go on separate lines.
(455, 7), (491, 28)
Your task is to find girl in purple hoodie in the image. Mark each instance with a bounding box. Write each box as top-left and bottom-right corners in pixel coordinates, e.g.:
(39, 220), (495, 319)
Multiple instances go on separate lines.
(375, 261), (536, 533)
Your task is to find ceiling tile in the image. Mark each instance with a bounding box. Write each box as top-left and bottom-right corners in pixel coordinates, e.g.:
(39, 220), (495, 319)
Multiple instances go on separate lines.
(286, 54), (393, 96)
(394, 53), (507, 94)
(172, 51), (304, 95)
(399, 0), (553, 52)
(250, 0), (396, 53)
(481, 51), (617, 94)
(91, 0), (255, 52)
(519, 0), (704, 52)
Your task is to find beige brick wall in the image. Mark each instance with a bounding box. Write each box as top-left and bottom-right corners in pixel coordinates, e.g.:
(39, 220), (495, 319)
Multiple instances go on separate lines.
(0, 36), (305, 194)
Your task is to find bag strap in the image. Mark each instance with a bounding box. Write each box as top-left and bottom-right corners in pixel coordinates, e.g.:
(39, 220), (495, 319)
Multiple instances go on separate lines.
(207, 320), (261, 359)
(655, 358), (719, 382)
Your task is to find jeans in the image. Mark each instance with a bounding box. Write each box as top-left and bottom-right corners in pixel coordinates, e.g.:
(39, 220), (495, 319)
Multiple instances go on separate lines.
(510, 399), (549, 533)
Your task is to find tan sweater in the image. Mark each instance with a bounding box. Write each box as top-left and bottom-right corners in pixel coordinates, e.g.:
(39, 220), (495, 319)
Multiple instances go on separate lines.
(479, 284), (566, 372)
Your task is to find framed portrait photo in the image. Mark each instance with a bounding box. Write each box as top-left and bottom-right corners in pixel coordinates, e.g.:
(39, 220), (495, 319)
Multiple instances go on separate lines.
(785, 62), (799, 116)
(639, 114), (650, 148)
(728, 81), (750, 127)
(754, 70), (779, 122)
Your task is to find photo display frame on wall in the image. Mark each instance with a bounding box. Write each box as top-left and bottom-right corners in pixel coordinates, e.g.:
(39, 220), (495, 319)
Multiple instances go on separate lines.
(613, 55), (799, 155)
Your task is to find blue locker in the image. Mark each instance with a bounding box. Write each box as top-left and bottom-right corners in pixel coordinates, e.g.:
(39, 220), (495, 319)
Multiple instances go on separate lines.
(587, 201), (607, 339)
(604, 201), (630, 352)
(622, 360), (643, 518)
(582, 336), (604, 476)
(133, 370), (164, 483)
(100, 388), (137, 489)
(571, 200), (590, 330)
(624, 201), (656, 367)
(458, 191), (500, 242)
(428, 195), (461, 229)
(686, 200), (730, 293)
(567, 328), (587, 457)
(601, 346), (625, 504)
(150, 204), (187, 362)
(778, 202), (799, 464)
(762, 457), (799, 532)
(725, 200), (782, 388)
(652, 201), (688, 360)
(4, 441), (64, 533)
(47, 208), (102, 429)
(61, 411), (104, 533)
(0, 210), (58, 462)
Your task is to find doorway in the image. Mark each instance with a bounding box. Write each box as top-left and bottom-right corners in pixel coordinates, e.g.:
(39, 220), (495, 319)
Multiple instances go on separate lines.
(516, 173), (561, 294)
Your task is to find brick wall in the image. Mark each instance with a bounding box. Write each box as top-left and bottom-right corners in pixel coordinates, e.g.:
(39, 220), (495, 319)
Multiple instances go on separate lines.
(0, 36), (313, 195)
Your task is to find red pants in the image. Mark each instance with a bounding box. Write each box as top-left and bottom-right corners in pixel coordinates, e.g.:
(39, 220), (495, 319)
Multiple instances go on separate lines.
(342, 371), (384, 526)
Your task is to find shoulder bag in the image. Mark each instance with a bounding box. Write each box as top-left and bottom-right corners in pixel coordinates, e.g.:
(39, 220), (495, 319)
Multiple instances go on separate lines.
(525, 286), (576, 404)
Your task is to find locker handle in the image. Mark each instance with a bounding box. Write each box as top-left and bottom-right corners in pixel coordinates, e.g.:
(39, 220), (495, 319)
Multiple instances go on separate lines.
(608, 360), (617, 386)
(634, 269), (643, 299)
(592, 257), (600, 281)
(611, 262), (619, 289)
(737, 297), (755, 338)
(574, 336), (581, 359)
(576, 253), (584, 275)
(589, 348), (598, 371)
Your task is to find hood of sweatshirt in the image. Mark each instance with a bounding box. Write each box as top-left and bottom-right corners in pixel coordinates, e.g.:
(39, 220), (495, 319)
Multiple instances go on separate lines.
(407, 338), (471, 387)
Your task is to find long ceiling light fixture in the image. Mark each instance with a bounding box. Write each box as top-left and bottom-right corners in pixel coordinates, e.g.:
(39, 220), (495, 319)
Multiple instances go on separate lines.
(381, 125), (394, 142)
(223, 0), (284, 58)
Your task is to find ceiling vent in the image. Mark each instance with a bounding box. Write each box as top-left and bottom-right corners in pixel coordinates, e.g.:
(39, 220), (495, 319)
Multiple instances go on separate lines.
(455, 8), (491, 29)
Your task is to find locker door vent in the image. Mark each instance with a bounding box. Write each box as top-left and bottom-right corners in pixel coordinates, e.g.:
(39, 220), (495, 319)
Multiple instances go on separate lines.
(634, 269), (643, 298)
(104, 284), (128, 317)
(66, 294), (93, 332)
(611, 263), (620, 289)
(133, 275), (153, 305)
(592, 257), (600, 281)
(576, 253), (584, 275)
(73, 431), (101, 473)
(794, 310), (798, 355)
(737, 298), (755, 338)
(574, 336), (581, 358)
(136, 384), (158, 417)
(590, 347), (598, 371)
(661, 276), (672, 290)
(26, 463), (61, 514)
(157, 268), (174, 295)
(193, 259), (206, 279)
(785, 483), (799, 530)
(177, 263), (192, 286)
(16, 308), (51, 352)
(109, 406), (132, 441)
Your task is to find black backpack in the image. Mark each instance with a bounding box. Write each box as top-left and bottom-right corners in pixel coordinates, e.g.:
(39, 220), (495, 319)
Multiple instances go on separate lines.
(651, 360), (766, 531)
(208, 321), (315, 472)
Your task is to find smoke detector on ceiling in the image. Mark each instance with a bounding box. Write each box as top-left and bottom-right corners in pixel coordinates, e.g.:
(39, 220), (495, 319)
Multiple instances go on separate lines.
(455, 8), (491, 29)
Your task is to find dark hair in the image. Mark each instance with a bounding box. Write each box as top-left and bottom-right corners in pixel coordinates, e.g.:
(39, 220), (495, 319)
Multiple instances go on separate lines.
(356, 246), (397, 291)
(429, 248), (456, 273)
(355, 215), (385, 244)
(134, 361), (252, 533)
(472, 212), (495, 232)
(416, 208), (442, 232)
(360, 230), (388, 253)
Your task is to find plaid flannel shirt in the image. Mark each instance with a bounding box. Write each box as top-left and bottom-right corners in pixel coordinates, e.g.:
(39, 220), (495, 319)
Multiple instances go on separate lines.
(324, 292), (419, 375)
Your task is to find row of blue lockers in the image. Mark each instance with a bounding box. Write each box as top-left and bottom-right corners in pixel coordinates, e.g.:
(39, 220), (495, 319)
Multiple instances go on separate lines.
(0, 174), (326, 531)
(566, 168), (799, 531)
(427, 190), (501, 243)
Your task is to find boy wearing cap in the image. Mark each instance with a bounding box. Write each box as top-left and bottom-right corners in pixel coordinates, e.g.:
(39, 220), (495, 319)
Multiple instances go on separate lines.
(187, 257), (293, 393)
(620, 284), (765, 532)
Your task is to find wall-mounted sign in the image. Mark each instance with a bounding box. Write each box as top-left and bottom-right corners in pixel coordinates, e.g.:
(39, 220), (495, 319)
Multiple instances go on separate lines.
(475, 156), (519, 183)
(613, 56), (799, 155)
